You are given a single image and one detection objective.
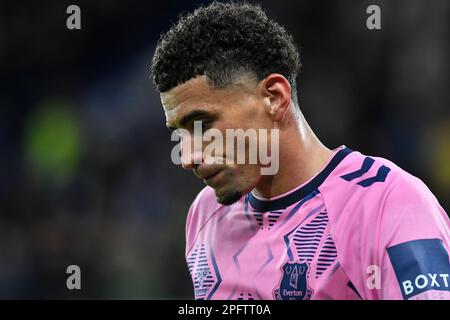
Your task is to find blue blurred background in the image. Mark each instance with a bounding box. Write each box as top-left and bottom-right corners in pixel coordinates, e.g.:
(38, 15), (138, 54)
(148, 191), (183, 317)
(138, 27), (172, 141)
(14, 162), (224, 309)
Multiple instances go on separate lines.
(0, 0), (448, 298)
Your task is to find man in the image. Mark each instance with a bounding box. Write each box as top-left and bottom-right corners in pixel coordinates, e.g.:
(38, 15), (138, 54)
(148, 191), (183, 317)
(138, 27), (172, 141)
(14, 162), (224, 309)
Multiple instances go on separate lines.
(150, 2), (450, 299)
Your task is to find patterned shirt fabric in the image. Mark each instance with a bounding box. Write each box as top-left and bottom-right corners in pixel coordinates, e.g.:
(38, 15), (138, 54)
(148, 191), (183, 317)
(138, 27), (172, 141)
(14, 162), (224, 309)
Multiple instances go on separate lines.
(185, 146), (450, 300)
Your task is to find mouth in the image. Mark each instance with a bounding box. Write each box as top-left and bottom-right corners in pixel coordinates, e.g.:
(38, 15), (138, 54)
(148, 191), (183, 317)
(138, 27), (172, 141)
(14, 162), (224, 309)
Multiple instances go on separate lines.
(202, 169), (224, 186)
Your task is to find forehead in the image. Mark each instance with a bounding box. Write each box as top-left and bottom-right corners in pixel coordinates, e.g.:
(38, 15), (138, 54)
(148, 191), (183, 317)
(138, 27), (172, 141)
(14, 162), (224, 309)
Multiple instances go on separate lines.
(161, 75), (214, 113)
(161, 76), (241, 129)
(160, 75), (259, 131)
(161, 74), (258, 117)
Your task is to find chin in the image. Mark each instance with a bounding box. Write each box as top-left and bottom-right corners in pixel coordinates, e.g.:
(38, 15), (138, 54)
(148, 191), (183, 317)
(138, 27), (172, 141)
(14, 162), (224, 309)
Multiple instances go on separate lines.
(215, 189), (243, 206)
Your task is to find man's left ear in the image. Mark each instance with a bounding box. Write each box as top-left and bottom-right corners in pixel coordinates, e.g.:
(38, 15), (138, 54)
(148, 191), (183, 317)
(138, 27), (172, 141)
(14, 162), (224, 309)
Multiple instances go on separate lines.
(261, 73), (292, 122)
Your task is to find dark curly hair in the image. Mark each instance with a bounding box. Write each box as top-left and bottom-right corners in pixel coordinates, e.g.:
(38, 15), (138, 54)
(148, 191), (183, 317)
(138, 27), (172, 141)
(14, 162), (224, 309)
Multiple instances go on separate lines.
(150, 1), (301, 99)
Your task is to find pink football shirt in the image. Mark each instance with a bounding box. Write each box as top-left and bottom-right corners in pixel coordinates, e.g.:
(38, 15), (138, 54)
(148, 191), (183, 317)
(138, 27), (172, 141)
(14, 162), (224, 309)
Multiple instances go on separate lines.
(185, 146), (450, 300)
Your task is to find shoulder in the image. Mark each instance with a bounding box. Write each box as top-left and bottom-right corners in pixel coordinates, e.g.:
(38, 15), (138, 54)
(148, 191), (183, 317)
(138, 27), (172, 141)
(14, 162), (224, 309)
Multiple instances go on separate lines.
(320, 148), (447, 241)
(360, 154), (444, 220)
(372, 157), (449, 246)
(185, 186), (225, 255)
(320, 149), (439, 213)
(188, 186), (224, 221)
(373, 156), (441, 210)
(318, 149), (449, 299)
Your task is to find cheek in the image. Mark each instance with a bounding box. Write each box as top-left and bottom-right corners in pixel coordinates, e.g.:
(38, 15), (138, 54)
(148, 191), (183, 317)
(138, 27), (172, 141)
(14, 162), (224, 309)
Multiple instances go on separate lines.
(222, 99), (266, 128)
(229, 163), (261, 186)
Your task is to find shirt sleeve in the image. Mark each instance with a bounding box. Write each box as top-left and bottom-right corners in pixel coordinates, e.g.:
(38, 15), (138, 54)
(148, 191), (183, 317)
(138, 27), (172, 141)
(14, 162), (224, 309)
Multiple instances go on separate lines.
(376, 176), (450, 300)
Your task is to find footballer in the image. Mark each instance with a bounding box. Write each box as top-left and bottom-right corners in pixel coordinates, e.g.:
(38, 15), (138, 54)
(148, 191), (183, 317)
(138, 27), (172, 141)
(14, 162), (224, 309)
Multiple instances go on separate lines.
(150, 2), (450, 300)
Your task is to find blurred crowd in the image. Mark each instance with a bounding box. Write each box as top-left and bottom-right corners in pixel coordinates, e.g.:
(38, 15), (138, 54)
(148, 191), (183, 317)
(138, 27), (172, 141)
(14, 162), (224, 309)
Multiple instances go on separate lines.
(0, 0), (448, 298)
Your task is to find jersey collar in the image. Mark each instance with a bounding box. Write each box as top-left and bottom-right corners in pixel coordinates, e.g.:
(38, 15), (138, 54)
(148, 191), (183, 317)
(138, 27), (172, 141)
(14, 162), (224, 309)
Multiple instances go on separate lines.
(248, 146), (353, 211)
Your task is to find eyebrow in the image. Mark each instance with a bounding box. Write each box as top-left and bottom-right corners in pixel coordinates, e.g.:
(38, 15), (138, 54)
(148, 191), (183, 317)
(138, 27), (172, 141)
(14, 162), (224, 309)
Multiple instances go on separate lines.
(167, 109), (212, 132)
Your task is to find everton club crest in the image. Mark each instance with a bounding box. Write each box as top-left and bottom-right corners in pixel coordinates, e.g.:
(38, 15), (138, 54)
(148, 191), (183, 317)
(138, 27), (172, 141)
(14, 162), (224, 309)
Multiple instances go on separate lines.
(273, 260), (313, 300)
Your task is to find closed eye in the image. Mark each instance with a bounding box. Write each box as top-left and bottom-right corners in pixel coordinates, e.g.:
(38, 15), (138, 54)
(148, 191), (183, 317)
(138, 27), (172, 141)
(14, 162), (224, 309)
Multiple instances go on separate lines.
(166, 109), (216, 134)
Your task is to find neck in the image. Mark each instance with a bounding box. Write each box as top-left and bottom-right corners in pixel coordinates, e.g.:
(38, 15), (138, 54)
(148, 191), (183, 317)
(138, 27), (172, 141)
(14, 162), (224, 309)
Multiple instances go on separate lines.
(253, 109), (333, 199)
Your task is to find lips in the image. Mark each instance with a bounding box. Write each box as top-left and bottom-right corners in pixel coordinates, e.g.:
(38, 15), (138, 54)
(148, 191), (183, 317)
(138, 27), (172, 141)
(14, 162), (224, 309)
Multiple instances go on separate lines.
(203, 169), (224, 187)
(195, 165), (222, 179)
(203, 169), (221, 181)
(194, 165), (224, 186)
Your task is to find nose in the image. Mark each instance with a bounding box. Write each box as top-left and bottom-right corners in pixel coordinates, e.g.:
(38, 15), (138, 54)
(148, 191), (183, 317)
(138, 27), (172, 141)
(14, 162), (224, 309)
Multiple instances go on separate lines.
(180, 134), (203, 170)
